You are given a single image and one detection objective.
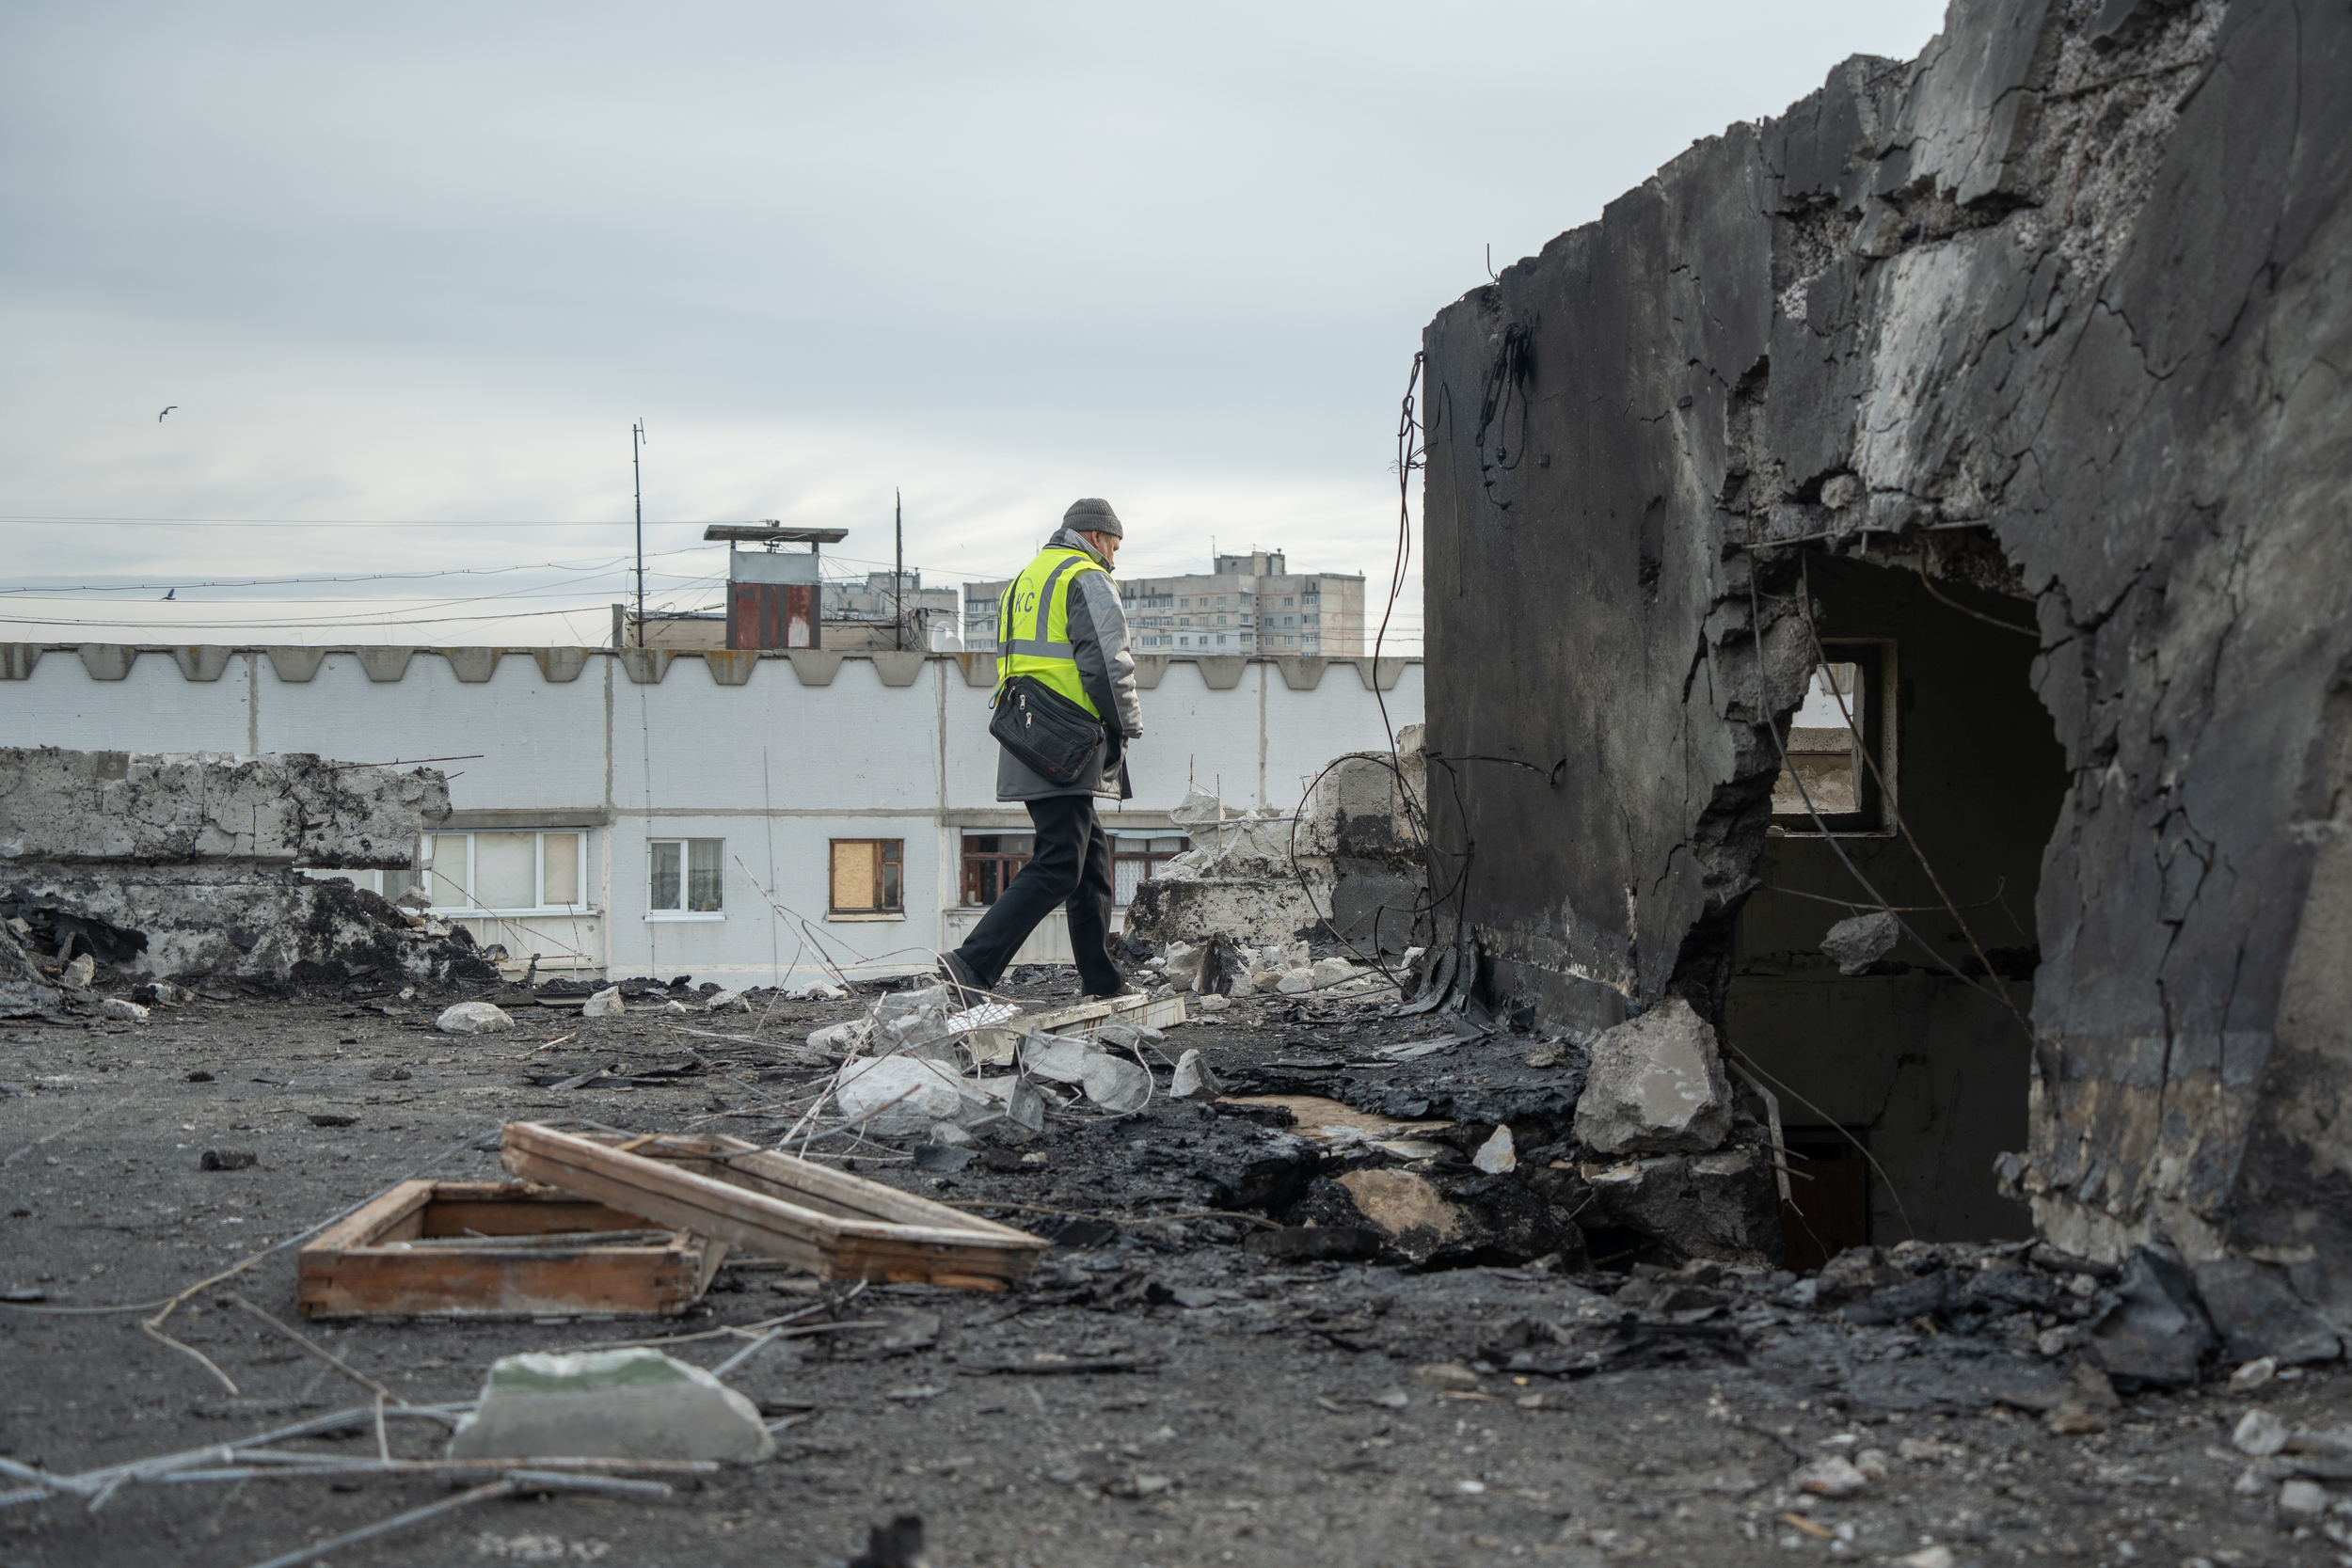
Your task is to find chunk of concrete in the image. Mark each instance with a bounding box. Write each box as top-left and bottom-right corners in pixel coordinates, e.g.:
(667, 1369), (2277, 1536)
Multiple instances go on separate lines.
(1471, 1124), (1517, 1174)
(446, 1348), (773, 1463)
(581, 986), (625, 1018)
(1821, 911), (1901, 974)
(1572, 999), (1734, 1155)
(0, 748), (445, 868)
(1579, 1148), (1784, 1264)
(835, 1057), (969, 1136)
(0, 923), (58, 1018)
(436, 1001), (516, 1035)
(1169, 1049), (1222, 1101)
(2088, 1246), (2217, 1388)
(1019, 1034), (1096, 1084)
(2193, 1258), (2344, 1366)
(1079, 1053), (1153, 1115)
(806, 1019), (870, 1057)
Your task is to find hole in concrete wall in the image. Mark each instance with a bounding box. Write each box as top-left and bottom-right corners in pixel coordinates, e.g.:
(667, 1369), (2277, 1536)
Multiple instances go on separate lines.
(1777, 1131), (1870, 1273)
(1729, 543), (2066, 1253)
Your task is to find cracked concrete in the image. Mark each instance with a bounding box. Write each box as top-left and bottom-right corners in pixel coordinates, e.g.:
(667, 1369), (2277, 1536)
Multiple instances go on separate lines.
(1421, 0), (2351, 1303)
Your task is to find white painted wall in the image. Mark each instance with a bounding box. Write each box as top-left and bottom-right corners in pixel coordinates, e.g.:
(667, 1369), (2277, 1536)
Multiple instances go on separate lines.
(0, 646), (1422, 985)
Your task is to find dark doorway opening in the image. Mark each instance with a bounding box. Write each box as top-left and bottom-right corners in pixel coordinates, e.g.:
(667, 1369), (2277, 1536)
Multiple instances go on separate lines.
(1727, 543), (2065, 1255)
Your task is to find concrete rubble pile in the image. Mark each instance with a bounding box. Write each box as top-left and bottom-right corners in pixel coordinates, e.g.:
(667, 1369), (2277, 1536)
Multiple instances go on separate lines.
(803, 983), (1197, 1155)
(0, 746), (497, 1001)
(1125, 726), (1428, 957)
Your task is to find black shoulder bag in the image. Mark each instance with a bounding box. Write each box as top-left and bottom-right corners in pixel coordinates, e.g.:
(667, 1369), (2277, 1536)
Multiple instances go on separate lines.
(991, 673), (1105, 786)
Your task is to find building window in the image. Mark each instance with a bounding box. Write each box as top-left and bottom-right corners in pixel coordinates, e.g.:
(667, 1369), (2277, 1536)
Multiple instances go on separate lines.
(647, 837), (723, 915)
(961, 833), (1033, 905)
(1283, 595), (1294, 607)
(1771, 641), (1897, 835)
(424, 831), (590, 914)
(831, 838), (904, 914)
(1113, 835), (1191, 906)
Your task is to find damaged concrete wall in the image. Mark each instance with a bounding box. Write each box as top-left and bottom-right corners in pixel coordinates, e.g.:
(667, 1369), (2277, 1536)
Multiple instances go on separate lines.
(0, 748), (444, 867)
(1126, 728), (1429, 953)
(1422, 0), (2352, 1290)
(0, 749), (491, 987)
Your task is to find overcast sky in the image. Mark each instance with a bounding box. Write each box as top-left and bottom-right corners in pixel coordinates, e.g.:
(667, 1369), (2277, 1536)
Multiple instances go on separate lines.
(0, 1), (1951, 648)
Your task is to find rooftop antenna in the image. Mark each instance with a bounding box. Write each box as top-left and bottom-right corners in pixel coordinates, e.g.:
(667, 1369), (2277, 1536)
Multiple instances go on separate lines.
(894, 488), (904, 652)
(631, 420), (647, 648)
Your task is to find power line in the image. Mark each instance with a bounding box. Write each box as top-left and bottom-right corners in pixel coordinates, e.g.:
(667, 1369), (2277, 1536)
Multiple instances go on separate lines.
(0, 546), (712, 596)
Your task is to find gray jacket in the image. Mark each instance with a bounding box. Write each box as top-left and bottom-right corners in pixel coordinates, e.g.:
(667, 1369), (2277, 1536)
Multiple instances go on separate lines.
(995, 528), (1144, 801)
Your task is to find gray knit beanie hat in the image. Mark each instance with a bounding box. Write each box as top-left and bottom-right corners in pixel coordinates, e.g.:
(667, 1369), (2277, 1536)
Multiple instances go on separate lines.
(1064, 497), (1123, 539)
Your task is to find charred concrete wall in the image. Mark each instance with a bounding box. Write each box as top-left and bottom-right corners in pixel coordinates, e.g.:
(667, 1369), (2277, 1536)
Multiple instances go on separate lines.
(1422, 0), (2351, 1291)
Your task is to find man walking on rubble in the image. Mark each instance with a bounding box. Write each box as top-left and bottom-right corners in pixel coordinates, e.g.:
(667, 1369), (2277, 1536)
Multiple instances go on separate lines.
(940, 498), (1144, 1002)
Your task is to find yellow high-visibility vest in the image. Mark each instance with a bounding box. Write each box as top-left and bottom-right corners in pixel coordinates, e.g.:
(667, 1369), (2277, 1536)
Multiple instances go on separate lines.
(996, 546), (1110, 719)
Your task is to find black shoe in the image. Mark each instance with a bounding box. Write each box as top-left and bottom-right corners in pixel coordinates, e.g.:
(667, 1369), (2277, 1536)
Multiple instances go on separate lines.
(939, 949), (986, 1003)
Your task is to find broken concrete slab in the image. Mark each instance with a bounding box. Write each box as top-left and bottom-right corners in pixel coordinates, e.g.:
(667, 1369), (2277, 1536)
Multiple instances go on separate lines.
(2192, 1258), (2344, 1367)
(446, 1347), (773, 1463)
(834, 1057), (971, 1137)
(1821, 911), (1901, 974)
(1168, 1049), (1220, 1101)
(1580, 1147), (1784, 1265)
(1572, 1000), (1735, 1156)
(2088, 1247), (2217, 1388)
(0, 748), (445, 867)
(0, 921), (58, 1018)
(2, 864), (499, 986)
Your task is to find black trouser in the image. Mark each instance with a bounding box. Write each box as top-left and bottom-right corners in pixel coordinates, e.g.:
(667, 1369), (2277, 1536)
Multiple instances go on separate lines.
(953, 793), (1121, 995)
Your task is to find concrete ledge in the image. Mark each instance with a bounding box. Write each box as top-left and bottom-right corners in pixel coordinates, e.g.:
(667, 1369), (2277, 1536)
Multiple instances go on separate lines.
(267, 646), (326, 683)
(170, 646), (232, 682)
(358, 648), (415, 683)
(1275, 657), (1328, 691)
(3, 644), (1421, 691)
(702, 650), (758, 687)
(443, 647), (504, 683)
(787, 650), (844, 687)
(78, 644), (135, 681)
(1194, 657), (1248, 691)
(532, 648), (591, 683)
(619, 649), (672, 685)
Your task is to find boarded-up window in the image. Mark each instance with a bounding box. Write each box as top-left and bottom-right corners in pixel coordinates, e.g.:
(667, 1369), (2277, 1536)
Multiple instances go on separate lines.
(831, 839), (903, 913)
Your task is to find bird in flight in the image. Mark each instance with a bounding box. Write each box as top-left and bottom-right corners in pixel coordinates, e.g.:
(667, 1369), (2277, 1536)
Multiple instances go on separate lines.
(158, 406), (177, 422)
(162, 588), (177, 601)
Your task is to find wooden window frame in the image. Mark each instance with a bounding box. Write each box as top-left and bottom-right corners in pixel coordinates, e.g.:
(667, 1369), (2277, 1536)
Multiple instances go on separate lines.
(960, 833), (1032, 909)
(1771, 640), (1899, 837)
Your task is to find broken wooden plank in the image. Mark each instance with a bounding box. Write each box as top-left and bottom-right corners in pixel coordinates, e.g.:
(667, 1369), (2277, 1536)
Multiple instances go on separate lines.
(1025, 992), (1189, 1034)
(967, 990), (1190, 1064)
(297, 1180), (725, 1320)
(499, 1124), (1047, 1291)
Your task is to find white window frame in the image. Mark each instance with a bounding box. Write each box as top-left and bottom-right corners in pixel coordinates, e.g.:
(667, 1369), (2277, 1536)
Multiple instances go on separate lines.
(423, 831), (594, 917)
(645, 837), (726, 922)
